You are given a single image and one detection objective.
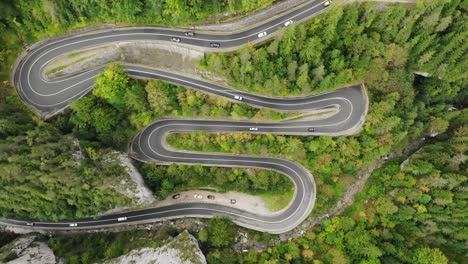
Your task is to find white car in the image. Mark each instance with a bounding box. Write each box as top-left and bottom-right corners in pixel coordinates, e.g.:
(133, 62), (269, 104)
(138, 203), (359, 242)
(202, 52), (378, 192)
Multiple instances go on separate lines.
(284, 20), (293, 27)
(194, 194), (203, 199)
(69, 223), (78, 227)
(234, 95), (243, 101)
(26, 222), (34, 226)
(171, 37), (181, 43)
(249, 127), (258, 131)
(323, 0), (332, 7)
(117, 217), (128, 222)
(257, 32), (267, 38)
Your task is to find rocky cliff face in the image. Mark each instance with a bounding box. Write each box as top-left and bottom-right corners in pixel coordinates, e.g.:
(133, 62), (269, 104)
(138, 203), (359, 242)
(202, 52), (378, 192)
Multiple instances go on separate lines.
(104, 230), (206, 264)
(0, 235), (56, 264)
(0, 230), (205, 264)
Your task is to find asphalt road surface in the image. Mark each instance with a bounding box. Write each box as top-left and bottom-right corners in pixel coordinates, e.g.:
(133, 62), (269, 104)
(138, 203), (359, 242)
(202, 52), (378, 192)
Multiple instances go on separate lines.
(4, 0), (368, 234)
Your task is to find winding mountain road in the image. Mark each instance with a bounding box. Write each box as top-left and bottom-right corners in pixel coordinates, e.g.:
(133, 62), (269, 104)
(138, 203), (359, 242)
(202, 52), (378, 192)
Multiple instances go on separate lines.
(3, 0), (369, 234)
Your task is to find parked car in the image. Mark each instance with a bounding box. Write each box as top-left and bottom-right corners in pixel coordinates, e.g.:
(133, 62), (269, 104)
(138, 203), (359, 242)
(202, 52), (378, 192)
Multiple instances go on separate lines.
(257, 31), (267, 38)
(234, 95), (243, 101)
(210, 42), (220, 48)
(208, 195), (215, 200)
(249, 127), (258, 131)
(284, 20), (294, 27)
(230, 199), (236, 204)
(194, 194), (203, 199)
(117, 217), (128, 222)
(69, 223), (78, 227)
(171, 37), (181, 42)
(308, 127), (315, 132)
(172, 193), (181, 199)
(184, 32), (195, 36)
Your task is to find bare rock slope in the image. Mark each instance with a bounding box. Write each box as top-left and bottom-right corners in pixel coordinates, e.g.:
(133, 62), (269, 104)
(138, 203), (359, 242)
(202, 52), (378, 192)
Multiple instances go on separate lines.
(104, 230), (206, 264)
(0, 236), (56, 264)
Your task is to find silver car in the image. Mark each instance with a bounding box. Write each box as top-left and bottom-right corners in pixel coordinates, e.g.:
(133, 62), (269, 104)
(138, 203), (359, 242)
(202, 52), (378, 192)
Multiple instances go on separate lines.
(257, 32), (267, 38)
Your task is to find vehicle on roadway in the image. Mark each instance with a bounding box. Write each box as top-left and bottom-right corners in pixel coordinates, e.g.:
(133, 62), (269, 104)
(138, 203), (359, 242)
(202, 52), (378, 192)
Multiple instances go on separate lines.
(207, 195), (215, 200)
(172, 193), (180, 199)
(234, 95), (243, 101)
(257, 31), (267, 38)
(194, 194), (203, 199)
(210, 42), (220, 48)
(171, 37), (181, 43)
(308, 127), (315, 132)
(69, 223), (78, 227)
(230, 199), (237, 204)
(117, 217), (128, 222)
(184, 32), (195, 36)
(26, 222), (34, 226)
(249, 127), (258, 131)
(323, 0), (332, 7)
(284, 20), (294, 27)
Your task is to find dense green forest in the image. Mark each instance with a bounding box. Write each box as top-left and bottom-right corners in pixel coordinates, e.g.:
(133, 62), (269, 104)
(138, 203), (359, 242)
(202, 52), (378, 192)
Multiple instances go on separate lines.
(56, 0), (468, 216)
(165, 1), (467, 214)
(201, 1), (466, 97)
(20, 123), (466, 263)
(204, 121), (467, 263)
(0, 86), (135, 220)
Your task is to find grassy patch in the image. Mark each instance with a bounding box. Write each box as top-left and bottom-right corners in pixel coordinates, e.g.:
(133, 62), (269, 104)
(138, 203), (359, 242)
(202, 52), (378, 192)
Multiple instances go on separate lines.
(67, 50), (85, 58)
(258, 189), (294, 212)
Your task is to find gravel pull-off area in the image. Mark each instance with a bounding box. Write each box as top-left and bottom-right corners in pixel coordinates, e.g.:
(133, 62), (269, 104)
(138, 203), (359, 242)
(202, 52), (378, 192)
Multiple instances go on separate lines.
(104, 230), (206, 264)
(4, 236), (57, 264)
(156, 190), (274, 215)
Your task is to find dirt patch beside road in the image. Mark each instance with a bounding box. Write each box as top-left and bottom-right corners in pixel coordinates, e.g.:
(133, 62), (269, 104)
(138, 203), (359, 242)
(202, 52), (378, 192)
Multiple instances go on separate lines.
(44, 41), (204, 80)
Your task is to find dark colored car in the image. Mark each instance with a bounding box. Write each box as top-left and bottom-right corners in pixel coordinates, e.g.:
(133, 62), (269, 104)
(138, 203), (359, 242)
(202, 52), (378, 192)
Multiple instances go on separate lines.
(172, 194), (181, 199)
(210, 42), (220, 48)
(308, 127), (315, 132)
(208, 195), (215, 200)
(184, 32), (195, 36)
